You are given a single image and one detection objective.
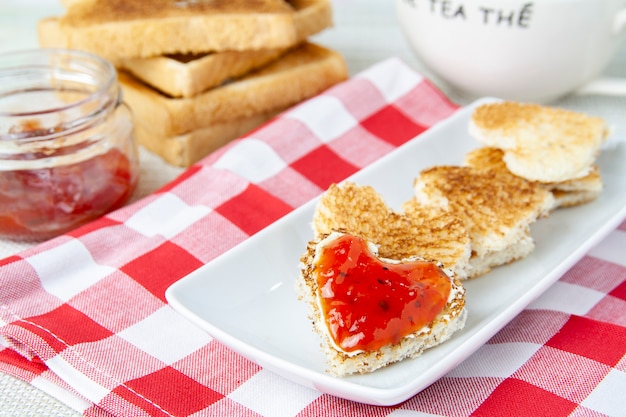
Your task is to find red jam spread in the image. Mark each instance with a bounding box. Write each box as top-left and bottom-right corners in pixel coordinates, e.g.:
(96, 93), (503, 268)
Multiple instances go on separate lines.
(314, 234), (452, 352)
(0, 148), (136, 241)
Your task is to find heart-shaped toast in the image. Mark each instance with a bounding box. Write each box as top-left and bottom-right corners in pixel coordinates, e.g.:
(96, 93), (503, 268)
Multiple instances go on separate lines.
(469, 101), (608, 183)
(312, 182), (472, 280)
(297, 231), (467, 376)
(464, 146), (603, 208)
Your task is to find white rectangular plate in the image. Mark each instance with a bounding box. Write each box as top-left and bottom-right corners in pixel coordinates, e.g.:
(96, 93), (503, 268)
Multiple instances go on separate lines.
(166, 98), (626, 406)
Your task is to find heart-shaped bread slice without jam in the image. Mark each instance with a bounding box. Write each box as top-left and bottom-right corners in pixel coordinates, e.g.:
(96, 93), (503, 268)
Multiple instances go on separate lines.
(468, 101), (609, 183)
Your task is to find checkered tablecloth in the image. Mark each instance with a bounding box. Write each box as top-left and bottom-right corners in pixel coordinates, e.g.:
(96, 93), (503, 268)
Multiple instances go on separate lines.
(1, 58), (625, 417)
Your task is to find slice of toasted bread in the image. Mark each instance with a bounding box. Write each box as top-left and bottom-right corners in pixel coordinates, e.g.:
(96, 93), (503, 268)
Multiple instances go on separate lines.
(464, 147), (602, 208)
(37, 17), (69, 49)
(312, 182), (472, 279)
(119, 42), (348, 137)
(469, 101), (608, 183)
(59, 0), (93, 7)
(48, 0), (334, 98)
(413, 165), (554, 277)
(287, 0), (334, 40)
(550, 186), (602, 208)
(296, 231), (467, 376)
(39, 0), (302, 63)
(134, 108), (283, 167)
(120, 49), (288, 98)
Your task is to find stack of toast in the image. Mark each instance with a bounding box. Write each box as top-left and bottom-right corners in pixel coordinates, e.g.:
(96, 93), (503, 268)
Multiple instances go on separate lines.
(298, 101), (610, 376)
(38, 0), (348, 166)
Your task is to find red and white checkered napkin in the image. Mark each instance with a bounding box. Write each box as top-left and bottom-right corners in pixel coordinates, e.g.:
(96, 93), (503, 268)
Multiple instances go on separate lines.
(1, 58), (625, 417)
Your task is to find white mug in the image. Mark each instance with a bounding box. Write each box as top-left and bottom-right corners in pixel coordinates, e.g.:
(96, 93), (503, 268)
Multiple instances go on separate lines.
(395, 0), (626, 102)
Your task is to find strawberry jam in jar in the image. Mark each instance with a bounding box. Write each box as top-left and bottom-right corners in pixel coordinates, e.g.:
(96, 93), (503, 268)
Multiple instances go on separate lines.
(0, 49), (139, 241)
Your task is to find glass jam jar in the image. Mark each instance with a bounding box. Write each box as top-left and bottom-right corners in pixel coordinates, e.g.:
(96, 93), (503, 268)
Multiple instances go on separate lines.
(0, 48), (139, 242)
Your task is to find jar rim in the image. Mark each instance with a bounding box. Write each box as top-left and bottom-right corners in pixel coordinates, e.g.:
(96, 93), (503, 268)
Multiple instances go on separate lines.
(0, 48), (117, 118)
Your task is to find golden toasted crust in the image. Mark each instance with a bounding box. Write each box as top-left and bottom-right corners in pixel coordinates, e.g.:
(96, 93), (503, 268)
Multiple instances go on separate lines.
(312, 182), (472, 279)
(133, 108), (283, 167)
(464, 147), (602, 208)
(121, 48), (287, 98)
(63, 0), (295, 25)
(40, 0), (312, 62)
(463, 147), (510, 174)
(58, 1), (328, 30)
(414, 165), (554, 257)
(469, 101), (608, 182)
(470, 101), (607, 145)
(59, 0), (94, 8)
(289, 0), (333, 40)
(119, 42), (348, 136)
(117, 0), (332, 97)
